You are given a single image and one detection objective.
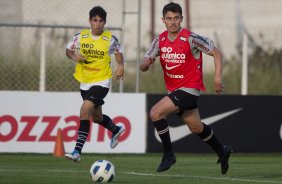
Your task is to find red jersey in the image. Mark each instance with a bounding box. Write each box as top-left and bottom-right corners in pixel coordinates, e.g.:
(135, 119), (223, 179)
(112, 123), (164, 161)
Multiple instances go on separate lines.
(159, 29), (206, 92)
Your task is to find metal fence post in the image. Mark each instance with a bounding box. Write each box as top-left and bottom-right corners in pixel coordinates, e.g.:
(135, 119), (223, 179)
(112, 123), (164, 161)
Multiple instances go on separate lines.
(39, 30), (46, 92)
(241, 32), (248, 95)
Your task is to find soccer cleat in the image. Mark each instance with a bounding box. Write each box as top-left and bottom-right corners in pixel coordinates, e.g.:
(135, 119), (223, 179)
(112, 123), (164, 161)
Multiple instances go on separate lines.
(157, 153), (176, 172)
(110, 125), (125, 149)
(65, 149), (81, 163)
(217, 145), (233, 174)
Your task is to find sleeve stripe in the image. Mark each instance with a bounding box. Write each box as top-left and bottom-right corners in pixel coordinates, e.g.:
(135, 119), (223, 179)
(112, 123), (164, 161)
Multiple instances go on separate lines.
(190, 34), (209, 45)
(112, 35), (119, 42)
(74, 32), (80, 36)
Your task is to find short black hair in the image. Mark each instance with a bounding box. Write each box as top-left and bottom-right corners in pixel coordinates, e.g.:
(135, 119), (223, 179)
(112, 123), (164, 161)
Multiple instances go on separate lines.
(162, 2), (182, 17)
(89, 6), (107, 22)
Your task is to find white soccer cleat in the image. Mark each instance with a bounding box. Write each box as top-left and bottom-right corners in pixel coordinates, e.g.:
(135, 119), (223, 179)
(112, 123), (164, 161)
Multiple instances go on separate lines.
(110, 126), (125, 149)
(65, 149), (81, 163)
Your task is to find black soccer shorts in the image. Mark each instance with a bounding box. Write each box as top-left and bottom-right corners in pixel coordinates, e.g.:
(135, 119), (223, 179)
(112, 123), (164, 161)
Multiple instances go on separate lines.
(168, 89), (199, 111)
(80, 85), (109, 107)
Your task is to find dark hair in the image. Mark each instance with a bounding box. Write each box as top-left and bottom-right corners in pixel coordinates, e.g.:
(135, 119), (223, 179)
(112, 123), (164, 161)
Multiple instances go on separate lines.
(162, 2), (182, 17)
(89, 6), (107, 22)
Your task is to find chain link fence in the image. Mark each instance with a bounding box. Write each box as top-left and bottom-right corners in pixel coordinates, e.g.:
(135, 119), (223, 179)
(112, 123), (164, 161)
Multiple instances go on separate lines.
(1, 0), (282, 94)
(0, 0), (127, 92)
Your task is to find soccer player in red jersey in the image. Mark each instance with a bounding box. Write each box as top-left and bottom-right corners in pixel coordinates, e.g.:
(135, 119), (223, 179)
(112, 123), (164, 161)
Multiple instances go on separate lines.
(140, 2), (232, 174)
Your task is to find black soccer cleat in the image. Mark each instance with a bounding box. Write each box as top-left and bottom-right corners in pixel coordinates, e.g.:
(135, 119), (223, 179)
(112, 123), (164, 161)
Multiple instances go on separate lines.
(217, 145), (233, 174)
(157, 153), (176, 172)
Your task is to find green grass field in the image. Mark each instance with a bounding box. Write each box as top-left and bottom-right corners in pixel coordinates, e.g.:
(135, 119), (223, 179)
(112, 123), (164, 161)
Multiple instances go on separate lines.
(0, 153), (282, 184)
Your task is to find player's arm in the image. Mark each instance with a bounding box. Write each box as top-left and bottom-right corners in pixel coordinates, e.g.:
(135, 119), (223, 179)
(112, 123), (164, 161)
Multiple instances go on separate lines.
(140, 36), (159, 72)
(190, 32), (224, 94)
(66, 49), (86, 62)
(207, 46), (224, 94)
(140, 57), (156, 72)
(66, 33), (85, 62)
(114, 50), (124, 80)
(111, 35), (124, 80)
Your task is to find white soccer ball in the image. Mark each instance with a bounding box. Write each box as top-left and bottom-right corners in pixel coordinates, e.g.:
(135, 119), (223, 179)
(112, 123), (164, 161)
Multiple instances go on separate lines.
(89, 160), (115, 183)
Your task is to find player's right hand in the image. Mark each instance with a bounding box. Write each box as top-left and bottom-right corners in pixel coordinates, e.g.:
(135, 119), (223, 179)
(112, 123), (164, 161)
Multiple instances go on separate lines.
(140, 57), (156, 71)
(72, 53), (86, 62)
(144, 57), (156, 69)
(147, 57), (156, 65)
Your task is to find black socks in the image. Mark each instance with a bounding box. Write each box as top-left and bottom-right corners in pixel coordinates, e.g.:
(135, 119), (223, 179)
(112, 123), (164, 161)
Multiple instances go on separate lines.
(96, 115), (120, 135)
(75, 120), (90, 154)
(197, 123), (224, 157)
(153, 120), (223, 158)
(153, 119), (172, 154)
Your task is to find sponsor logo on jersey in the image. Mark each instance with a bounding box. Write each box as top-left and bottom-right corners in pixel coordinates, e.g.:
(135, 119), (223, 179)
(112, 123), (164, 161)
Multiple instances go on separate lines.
(102, 36), (109, 41)
(165, 64), (180, 70)
(84, 60), (92, 64)
(84, 66), (100, 71)
(82, 34), (89, 38)
(165, 72), (184, 79)
(81, 43), (94, 49)
(82, 49), (105, 56)
(180, 36), (186, 42)
(161, 37), (166, 41)
(161, 47), (186, 63)
(161, 47), (186, 79)
(81, 43), (105, 59)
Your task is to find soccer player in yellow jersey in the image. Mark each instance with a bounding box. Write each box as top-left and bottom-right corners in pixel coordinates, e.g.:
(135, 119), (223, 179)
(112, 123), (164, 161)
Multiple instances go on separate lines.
(65, 6), (125, 162)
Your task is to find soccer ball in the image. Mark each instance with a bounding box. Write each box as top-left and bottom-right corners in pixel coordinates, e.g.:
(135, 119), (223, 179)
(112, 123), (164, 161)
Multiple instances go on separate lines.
(89, 160), (115, 183)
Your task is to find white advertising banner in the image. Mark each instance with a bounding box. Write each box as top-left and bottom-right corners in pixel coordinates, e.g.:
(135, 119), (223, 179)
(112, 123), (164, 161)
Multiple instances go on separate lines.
(0, 91), (146, 153)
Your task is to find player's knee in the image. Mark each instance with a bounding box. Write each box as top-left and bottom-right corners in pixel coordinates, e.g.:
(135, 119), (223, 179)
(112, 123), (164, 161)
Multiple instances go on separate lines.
(149, 108), (163, 121)
(189, 125), (203, 134)
(92, 114), (103, 123)
(80, 110), (89, 119)
(80, 105), (92, 119)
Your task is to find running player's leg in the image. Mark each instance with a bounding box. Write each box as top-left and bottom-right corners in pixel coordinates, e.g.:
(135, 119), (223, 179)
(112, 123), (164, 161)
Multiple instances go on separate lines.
(92, 106), (125, 149)
(65, 100), (93, 162)
(150, 96), (178, 172)
(87, 86), (124, 149)
(182, 109), (232, 174)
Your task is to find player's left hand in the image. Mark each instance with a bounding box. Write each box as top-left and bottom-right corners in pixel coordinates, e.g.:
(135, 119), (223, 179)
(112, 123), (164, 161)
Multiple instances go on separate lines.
(115, 65), (124, 80)
(214, 80), (224, 94)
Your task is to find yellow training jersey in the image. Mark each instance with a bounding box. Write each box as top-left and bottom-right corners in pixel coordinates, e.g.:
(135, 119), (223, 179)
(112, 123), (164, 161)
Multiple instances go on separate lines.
(74, 29), (112, 83)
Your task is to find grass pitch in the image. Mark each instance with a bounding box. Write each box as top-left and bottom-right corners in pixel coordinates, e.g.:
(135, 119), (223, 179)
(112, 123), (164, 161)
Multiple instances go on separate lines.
(0, 153), (282, 184)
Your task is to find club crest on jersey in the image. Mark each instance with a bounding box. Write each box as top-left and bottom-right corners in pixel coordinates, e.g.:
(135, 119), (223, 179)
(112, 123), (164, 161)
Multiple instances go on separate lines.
(102, 36), (109, 41)
(180, 36), (186, 42)
(82, 34), (89, 38)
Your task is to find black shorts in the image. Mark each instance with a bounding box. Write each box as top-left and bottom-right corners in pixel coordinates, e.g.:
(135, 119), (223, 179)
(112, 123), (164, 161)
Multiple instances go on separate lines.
(168, 89), (199, 111)
(80, 86), (109, 106)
